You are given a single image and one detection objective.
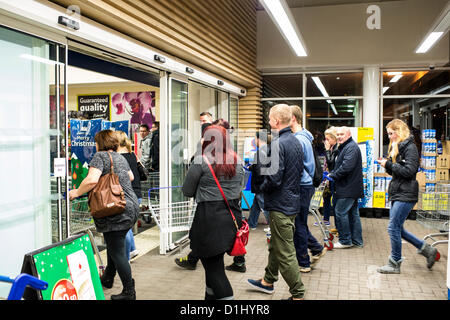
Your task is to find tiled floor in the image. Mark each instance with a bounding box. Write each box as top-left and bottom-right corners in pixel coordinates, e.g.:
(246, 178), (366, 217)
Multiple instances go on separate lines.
(103, 216), (448, 300)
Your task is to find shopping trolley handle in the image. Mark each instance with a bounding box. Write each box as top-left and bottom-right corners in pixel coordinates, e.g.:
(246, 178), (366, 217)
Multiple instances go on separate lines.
(323, 172), (334, 182)
(1, 274), (48, 300)
(148, 186), (182, 199)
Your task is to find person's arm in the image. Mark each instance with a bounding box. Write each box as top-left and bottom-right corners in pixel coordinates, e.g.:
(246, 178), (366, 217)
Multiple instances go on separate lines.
(182, 161), (203, 198)
(69, 167), (102, 200)
(385, 145), (419, 179)
(329, 145), (359, 180)
(128, 170), (134, 182)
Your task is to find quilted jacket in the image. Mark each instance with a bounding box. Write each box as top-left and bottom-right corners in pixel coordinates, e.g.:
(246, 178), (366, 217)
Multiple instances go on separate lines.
(260, 126), (304, 215)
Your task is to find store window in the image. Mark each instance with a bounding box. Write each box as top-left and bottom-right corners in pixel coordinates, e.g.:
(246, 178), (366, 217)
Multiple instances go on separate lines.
(382, 70), (450, 96)
(306, 72), (363, 97)
(382, 97), (450, 155)
(306, 99), (362, 139)
(305, 72), (363, 135)
(382, 69), (450, 154)
(262, 74), (302, 98)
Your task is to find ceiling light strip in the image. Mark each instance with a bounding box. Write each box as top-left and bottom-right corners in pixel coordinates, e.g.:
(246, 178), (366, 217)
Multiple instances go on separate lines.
(260, 0), (307, 57)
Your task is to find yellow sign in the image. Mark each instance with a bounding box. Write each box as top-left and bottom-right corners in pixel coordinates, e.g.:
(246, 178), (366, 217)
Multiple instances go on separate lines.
(357, 127), (374, 143)
(373, 191), (386, 208)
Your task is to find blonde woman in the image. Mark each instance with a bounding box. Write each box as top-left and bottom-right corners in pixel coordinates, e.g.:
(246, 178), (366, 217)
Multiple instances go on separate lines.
(377, 119), (437, 274)
(116, 131), (141, 261)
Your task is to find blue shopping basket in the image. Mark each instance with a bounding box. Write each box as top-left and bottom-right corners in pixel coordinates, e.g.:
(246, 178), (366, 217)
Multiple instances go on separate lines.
(0, 274), (48, 300)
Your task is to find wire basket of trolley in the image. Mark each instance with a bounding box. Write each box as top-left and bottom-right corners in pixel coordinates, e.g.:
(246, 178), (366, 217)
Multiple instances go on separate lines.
(308, 172), (335, 250)
(148, 186), (197, 254)
(139, 171), (160, 225)
(69, 195), (95, 234)
(416, 181), (449, 262)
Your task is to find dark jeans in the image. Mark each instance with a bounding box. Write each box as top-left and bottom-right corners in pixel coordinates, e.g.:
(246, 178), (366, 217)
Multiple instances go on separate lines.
(103, 229), (133, 287)
(200, 253), (234, 300)
(294, 185), (324, 267)
(334, 198), (363, 246)
(323, 181), (335, 222)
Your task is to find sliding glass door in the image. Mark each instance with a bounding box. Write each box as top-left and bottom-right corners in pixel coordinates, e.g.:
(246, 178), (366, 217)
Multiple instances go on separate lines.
(0, 26), (67, 298)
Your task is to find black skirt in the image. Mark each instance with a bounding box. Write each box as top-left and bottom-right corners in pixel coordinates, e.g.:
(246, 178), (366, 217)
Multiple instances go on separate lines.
(189, 199), (242, 258)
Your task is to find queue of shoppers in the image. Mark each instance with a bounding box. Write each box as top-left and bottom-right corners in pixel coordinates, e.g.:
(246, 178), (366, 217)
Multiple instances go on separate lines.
(69, 104), (438, 300)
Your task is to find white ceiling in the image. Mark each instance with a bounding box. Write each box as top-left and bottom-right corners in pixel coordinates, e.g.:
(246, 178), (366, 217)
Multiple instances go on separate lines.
(256, 0), (401, 10)
(67, 66), (128, 85)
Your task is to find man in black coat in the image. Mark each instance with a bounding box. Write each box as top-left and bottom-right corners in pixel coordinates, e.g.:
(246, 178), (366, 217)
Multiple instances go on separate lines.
(328, 127), (364, 249)
(247, 104), (306, 300)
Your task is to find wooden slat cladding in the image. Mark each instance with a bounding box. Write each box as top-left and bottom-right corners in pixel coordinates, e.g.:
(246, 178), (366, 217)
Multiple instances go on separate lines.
(239, 87), (262, 129)
(49, 0), (261, 88)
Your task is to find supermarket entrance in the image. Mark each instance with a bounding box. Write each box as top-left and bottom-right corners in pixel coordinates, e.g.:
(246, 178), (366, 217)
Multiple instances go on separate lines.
(66, 47), (161, 239)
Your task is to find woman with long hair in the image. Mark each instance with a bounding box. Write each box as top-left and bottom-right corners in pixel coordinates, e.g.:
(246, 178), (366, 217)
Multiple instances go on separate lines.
(182, 125), (244, 300)
(377, 119), (437, 274)
(116, 131), (141, 261)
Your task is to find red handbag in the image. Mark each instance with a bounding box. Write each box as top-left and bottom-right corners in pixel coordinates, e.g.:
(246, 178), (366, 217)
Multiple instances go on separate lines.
(203, 156), (249, 256)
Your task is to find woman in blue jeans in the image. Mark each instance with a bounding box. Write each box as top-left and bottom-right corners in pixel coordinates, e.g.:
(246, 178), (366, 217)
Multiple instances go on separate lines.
(377, 119), (437, 274)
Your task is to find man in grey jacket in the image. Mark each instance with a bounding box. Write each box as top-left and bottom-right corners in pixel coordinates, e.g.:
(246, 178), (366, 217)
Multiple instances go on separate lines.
(139, 124), (152, 171)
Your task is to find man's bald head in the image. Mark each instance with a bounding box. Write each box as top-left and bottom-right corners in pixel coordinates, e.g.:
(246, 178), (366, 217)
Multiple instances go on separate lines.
(336, 126), (351, 144)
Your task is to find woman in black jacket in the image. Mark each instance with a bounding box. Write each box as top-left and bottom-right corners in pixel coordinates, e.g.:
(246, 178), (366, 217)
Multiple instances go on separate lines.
(377, 119), (437, 274)
(318, 127), (339, 227)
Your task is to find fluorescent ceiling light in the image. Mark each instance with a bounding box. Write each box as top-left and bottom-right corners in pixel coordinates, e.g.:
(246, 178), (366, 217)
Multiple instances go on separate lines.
(311, 76), (337, 115)
(390, 74), (403, 83)
(382, 87), (390, 94)
(416, 32), (444, 53)
(260, 0), (307, 56)
(415, 4), (450, 54)
(330, 104), (338, 115)
(20, 54), (63, 66)
(312, 76), (330, 97)
(387, 72), (402, 76)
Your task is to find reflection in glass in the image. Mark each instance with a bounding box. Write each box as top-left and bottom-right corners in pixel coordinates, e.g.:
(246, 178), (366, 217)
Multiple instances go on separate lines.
(263, 74), (302, 98)
(305, 99), (360, 139)
(382, 70), (450, 96)
(382, 97), (450, 155)
(306, 73), (363, 97)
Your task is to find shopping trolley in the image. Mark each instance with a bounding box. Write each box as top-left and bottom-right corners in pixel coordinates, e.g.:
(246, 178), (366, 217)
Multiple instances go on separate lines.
(69, 195), (95, 234)
(0, 274), (48, 300)
(309, 173), (335, 250)
(416, 181), (449, 262)
(148, 186), (197, 254)
(139, 171), (160, 225)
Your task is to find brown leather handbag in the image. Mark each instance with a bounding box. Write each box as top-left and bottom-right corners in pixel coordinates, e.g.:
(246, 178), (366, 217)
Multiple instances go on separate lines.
(88, 152), (127, 218)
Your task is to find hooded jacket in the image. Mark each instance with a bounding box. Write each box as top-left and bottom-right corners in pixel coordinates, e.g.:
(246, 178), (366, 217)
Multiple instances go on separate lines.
(293, 128), (315, 186)
(385, 136), (419, 203)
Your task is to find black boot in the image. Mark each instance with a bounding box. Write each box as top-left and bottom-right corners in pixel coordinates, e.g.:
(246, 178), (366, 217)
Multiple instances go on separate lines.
(100, 270), (115, 289)
(111, 279), (136, 300)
